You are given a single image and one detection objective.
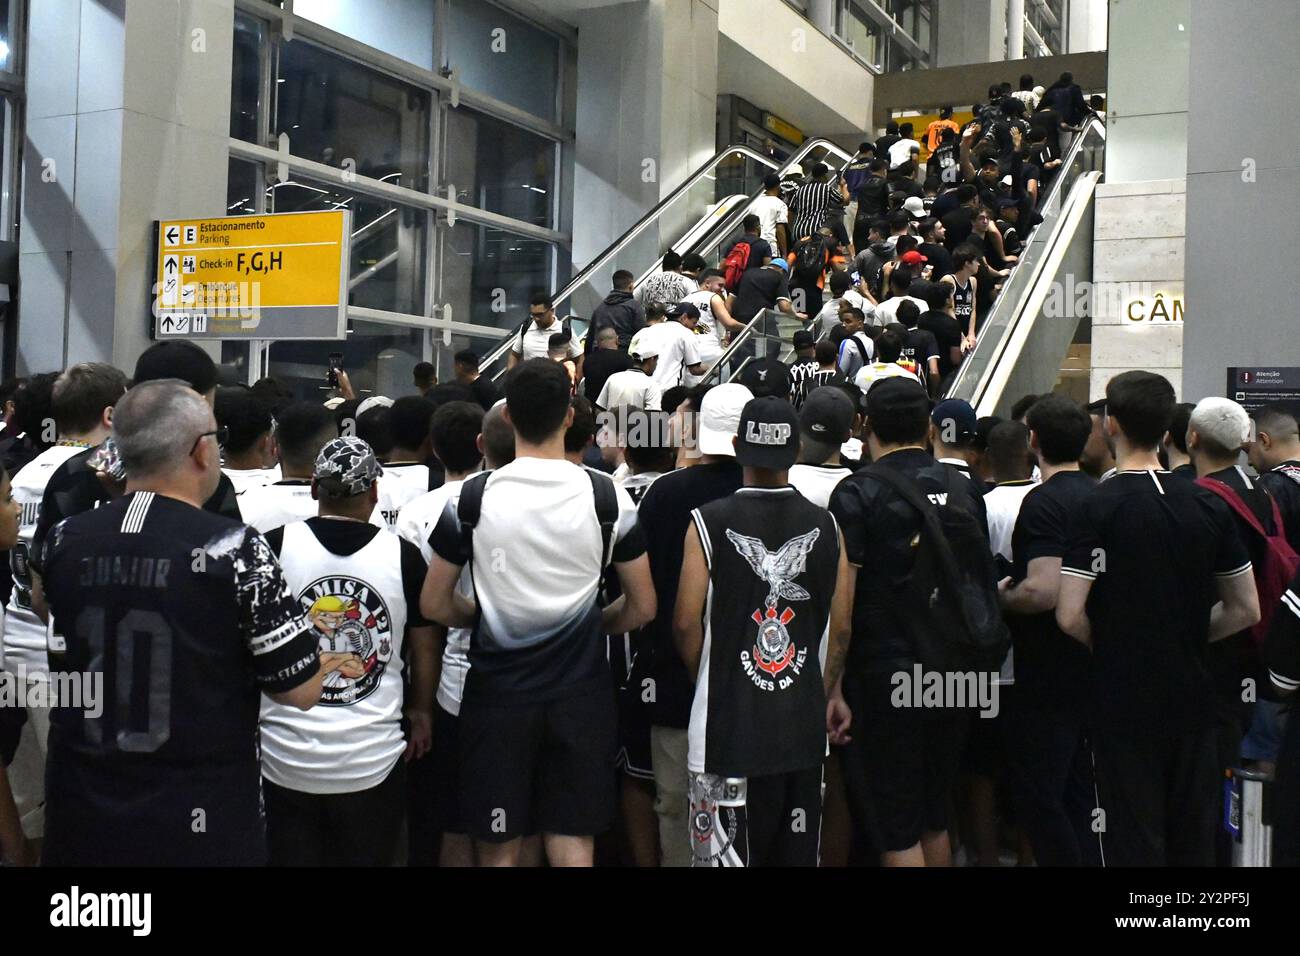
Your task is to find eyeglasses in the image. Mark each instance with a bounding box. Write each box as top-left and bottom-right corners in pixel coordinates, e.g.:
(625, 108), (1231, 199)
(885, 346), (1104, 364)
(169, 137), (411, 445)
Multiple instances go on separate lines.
(190, 426), (229, 456)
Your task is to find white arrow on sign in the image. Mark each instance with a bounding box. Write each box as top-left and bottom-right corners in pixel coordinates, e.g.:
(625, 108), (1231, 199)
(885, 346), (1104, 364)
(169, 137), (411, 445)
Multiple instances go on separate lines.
(162, 257), (180, 306)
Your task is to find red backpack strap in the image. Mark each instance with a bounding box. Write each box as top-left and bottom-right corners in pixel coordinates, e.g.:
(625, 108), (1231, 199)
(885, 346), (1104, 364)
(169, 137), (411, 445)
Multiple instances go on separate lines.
(1195, 476), (1267, 537)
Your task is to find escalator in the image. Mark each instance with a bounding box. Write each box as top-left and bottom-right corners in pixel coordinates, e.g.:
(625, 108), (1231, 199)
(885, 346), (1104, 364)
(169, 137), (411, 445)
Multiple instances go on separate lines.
(479, 117), (1104, 409)
(945, 118), (1106, 415)
(480, 138), (855, 382)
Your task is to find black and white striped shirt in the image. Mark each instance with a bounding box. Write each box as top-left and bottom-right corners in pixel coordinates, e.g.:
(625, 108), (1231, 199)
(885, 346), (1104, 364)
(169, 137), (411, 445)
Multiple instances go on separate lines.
(788, 180), (846, 242)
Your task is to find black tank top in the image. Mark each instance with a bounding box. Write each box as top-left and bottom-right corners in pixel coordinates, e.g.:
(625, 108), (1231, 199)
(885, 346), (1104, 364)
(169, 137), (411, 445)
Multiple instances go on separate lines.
(689, 487), (839, 777)
(952, 276), (973, 324)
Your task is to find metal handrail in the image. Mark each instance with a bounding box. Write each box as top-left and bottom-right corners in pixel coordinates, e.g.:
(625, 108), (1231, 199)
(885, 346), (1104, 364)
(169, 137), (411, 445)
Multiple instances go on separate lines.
(481, 137), (857, 378)
(945, 117), (1107, 400)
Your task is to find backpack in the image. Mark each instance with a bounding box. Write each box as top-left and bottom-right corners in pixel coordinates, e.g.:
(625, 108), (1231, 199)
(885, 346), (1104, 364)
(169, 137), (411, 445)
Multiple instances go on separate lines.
(1196, 476), (1300, 646)
(864, 463), (1010, 675)
(791, 237), (826, 284)
(722, 240), (752, 292)
(456, 468), (620, 622)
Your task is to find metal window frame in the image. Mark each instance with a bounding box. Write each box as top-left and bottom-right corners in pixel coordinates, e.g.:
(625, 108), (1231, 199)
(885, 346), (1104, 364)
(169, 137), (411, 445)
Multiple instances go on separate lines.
(235, 0), (572, 145)
(843, 0), (928, 62)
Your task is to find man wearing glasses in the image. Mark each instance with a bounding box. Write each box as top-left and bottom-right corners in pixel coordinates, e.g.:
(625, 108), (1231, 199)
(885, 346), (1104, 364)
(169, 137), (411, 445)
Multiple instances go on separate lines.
(508, 291), (584, 379)
(37, 379), (356, 866)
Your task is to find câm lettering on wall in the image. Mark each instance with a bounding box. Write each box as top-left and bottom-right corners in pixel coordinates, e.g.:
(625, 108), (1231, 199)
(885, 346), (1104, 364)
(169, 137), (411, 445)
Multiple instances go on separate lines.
(1126, 292), (1184, 323)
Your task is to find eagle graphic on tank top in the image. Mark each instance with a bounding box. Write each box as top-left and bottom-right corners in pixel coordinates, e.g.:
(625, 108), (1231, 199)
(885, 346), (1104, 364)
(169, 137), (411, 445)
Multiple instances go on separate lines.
(725, 528), (819, 681)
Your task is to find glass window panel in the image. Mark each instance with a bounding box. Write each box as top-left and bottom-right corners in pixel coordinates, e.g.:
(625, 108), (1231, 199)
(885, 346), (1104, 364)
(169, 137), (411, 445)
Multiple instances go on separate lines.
(0, 0), (13, 73)
(445, 0), (559, 121)
(840, 2), (881, 69)
(276, 40), (431, 191)
(231, 13), (263, 142)
(268, 319), (426, 402)
(444, 107), (555, 228)
(441, 220), (554, 334)
(267, 176), (427, 316)
(227, 158), (259, 216)
(295, 0), (436, 70)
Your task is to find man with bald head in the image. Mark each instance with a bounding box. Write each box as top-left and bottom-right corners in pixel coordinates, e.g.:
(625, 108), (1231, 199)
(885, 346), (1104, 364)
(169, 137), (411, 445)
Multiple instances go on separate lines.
(38, 379), (351, 866)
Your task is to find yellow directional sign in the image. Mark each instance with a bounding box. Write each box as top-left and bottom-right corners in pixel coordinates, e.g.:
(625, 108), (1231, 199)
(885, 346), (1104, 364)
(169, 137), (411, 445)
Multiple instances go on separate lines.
(154, 209), (351, 340)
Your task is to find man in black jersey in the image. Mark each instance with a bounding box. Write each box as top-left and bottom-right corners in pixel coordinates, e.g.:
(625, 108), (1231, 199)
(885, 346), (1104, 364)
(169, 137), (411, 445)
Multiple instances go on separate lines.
(675, 396), (853, 866)
(1057, 373), (1260, 866)
(39, 380), (351, 866)
(998, 395), (1098, 866)
(1249, 403), (1300, 553)
(29, 342), (240, 616)
(829, 378), (990, 866)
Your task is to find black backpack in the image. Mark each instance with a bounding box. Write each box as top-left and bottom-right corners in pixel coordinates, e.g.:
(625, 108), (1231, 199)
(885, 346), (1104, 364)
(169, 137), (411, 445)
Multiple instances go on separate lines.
(456, 468), (620, 617)
(791, 237), (826, 283)
(864, 463), (1010, 675)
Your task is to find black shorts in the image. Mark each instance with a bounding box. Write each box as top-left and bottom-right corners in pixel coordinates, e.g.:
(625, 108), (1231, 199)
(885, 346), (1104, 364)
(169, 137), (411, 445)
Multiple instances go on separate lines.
(617, 647), (654, 780)
(1090, 727), (1218, 866)
(841, 672), (967, 853)
(459, 685), (618, 842)
(689, 767), (823, 867)
(429, 703), (465, 834)
(264, 761), (406, 867)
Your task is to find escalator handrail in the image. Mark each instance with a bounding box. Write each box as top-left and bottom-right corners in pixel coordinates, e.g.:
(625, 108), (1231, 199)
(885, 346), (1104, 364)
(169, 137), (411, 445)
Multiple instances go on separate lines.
(698, 308), (789, 387)
(481, 138), (856, 378)
(968, 170), (1102, 416)
(664, 140), (857, 286)
(945, 117), (1107, 401)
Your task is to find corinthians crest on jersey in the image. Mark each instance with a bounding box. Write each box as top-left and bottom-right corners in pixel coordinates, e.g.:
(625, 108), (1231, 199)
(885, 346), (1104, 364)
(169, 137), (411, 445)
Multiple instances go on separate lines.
(300, 575), (393, 705)
(726, 528), (818, 691)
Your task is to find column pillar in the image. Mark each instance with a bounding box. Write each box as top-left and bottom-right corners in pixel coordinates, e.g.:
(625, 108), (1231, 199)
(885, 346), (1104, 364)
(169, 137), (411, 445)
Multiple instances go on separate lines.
(18, 0), (233, 374)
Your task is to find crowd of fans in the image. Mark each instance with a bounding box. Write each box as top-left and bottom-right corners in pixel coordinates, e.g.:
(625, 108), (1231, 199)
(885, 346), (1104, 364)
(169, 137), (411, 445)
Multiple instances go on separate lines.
(4, 75), (1299, 870)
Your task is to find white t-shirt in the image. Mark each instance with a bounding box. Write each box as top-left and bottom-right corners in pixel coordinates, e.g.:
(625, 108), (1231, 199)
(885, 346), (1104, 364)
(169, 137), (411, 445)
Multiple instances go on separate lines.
(815, 290), (874, 331)
(426, 458), (643, 700)
(259, 520), (414, 793)
(748, 194), (789, 249)
(788, 463), (853, 509)
(682, 290), (728, 350)
(872, 295), (929, 326)
(396, 478), (472, 715)
(2, 444), (87, 678)
(374, 462), (431, 529)
(889, 138), (922, 168)
(853, 361), (922, 395)
(597, 368), (663, 411)
(983, 480), (1038, 562)
(635, 271), (698, 310)
(645, 321), (703, 388)
(511, 320), (582, 362)
(238, 481), (317, 533)
(224, 467), (278, 498)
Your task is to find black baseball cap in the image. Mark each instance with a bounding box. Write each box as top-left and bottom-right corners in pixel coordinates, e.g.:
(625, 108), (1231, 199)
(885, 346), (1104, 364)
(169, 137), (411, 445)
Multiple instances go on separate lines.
(735, 396), (800, 470)
(133, 341), (219, 394)
(667, 302), (700, 319)
(800, 387), (854, 444)
(865, 376), (930, 420)
(931, 398), (978, 440)
(792, 329), (816, 350)
(738, 357), (792, 399)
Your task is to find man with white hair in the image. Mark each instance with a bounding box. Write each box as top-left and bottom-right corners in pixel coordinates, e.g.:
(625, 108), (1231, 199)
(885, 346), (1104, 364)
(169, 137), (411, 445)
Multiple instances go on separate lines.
(38, 379), (354, 866)
(1190, 397), (1296, 796)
